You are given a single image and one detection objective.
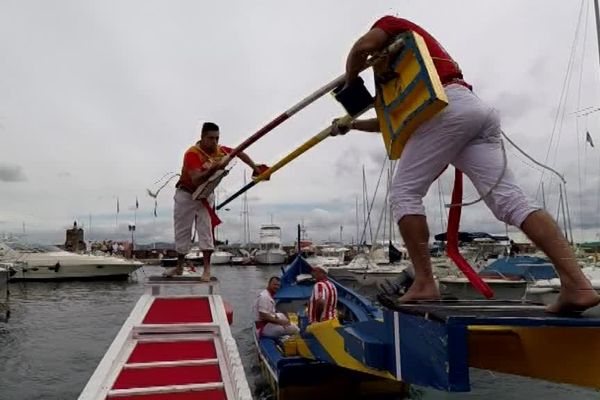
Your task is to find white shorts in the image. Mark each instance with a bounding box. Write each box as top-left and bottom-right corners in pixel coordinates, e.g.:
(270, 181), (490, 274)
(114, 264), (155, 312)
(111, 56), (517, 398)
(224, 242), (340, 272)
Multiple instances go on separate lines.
(390, 84), (539, 228)
(173, 189), (215, 254)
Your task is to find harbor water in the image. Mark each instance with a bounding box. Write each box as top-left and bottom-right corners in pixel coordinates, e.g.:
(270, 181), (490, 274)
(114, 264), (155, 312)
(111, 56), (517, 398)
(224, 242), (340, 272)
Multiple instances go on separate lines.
(0, 265), (597, 400)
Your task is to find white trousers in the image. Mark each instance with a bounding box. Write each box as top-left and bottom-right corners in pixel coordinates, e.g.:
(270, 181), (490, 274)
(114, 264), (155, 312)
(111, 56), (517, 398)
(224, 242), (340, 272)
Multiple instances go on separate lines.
(173, 189), (215, 254)
(390, 84), (539, 228)
(261, 313), (300, 337)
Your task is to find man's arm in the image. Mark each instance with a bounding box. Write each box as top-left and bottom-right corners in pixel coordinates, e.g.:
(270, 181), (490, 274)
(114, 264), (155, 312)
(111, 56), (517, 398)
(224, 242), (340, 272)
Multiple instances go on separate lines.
(331, 117), (380, 136)
(237, 151), (270, 177)
(258, 311), (289, 326)
(345, 27), (390, 86)
(236, 151), (257, 170)
(189, 165), (216, 187)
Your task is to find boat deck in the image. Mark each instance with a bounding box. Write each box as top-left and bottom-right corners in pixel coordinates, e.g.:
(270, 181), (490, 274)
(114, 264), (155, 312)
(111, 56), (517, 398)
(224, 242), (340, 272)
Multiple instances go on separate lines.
(380, 297), (600, 392)
(78, 276), (251, 400)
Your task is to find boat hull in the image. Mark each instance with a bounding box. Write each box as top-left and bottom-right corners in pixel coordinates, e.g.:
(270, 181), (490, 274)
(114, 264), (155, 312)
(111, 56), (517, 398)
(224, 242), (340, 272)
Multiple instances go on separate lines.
(254, 333), (407, 400)
(0, 267), (8, 321)
(254, 250), (287, 265)
(8, 263), (141, 281)
(439, 277), (527, 300)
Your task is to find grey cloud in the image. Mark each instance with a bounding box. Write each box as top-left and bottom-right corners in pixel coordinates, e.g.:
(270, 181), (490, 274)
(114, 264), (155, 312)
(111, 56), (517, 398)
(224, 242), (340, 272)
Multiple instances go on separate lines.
(492, 91), (536, 121)
(57, 171), (72, 178)
(0, 164), (26, 182)
(334, 147), (361, 178)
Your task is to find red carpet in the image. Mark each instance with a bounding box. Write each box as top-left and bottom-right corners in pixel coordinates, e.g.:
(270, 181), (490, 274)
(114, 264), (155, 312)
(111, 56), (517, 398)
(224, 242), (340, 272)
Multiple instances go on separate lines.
(127, 341), (217, 363)
(112, 365), (222, 389)
(106, 389), (226, 400)
(143, 298), (213, 324)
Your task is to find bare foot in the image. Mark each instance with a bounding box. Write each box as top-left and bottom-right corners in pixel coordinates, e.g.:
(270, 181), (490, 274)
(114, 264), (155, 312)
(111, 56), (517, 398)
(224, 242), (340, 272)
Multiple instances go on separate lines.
(546, 288), (600, 314)
(162, 266), (183, 277)
(397, 281), (441, 303)
(201, 273), (212, 282)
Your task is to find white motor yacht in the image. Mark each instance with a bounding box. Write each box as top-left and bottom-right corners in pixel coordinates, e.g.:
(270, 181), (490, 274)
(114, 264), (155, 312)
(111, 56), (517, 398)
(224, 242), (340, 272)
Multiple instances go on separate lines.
(0, 239), (143, 281)
(254, 225), (287, 265)
(184, 247), (233, 265)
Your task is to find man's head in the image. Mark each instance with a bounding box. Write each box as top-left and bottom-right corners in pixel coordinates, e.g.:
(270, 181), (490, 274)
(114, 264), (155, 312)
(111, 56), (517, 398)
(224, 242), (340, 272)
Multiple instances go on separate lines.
(267, 276), (281, 295)
(310, 265), (328, 281)
(199, 122), (220, 153)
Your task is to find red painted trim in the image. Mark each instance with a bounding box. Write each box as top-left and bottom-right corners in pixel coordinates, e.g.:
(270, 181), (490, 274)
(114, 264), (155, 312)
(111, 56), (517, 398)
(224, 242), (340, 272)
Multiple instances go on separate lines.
(107, 389), (226, 400)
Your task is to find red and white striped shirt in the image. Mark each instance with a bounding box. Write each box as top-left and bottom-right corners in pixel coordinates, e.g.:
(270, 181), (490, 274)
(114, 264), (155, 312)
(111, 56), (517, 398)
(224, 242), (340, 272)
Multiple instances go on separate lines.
(308, 279), (337, 323)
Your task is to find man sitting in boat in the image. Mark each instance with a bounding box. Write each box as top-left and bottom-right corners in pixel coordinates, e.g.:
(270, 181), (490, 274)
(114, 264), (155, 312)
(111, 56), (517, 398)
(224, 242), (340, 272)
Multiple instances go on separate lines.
(254, 276), (300, 337)
(308, 265), (338, 323)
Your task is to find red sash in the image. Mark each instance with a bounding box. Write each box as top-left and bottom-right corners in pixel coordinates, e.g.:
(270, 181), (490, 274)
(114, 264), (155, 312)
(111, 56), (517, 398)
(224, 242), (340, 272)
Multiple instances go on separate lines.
(200, 198), (222, 228)
(255, 321), (267, 336)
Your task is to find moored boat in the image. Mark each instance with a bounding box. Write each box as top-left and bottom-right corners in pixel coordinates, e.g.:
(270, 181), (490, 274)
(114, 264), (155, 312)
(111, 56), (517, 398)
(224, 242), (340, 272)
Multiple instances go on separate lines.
(253, 256), (407, 400)
(0, 239), (143, 281)
(78, 275), (252, 400)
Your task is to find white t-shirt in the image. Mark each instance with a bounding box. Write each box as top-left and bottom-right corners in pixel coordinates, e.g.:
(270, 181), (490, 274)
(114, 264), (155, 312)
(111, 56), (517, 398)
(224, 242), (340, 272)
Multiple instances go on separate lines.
(254, 289), (275, 322)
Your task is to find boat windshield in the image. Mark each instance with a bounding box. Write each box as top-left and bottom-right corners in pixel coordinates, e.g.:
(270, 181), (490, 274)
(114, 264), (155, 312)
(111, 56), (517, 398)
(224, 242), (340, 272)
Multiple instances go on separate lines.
(3, 241), (62, 253)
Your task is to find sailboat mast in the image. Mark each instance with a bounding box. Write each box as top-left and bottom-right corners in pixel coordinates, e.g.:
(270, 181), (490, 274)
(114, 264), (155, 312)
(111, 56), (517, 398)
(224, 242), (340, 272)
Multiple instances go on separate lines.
(355, 195), (359, 245)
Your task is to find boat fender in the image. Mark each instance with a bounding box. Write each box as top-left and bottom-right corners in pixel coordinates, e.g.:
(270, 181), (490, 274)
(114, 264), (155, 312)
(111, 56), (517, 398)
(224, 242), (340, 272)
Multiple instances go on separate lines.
(54, 262), (60, 272)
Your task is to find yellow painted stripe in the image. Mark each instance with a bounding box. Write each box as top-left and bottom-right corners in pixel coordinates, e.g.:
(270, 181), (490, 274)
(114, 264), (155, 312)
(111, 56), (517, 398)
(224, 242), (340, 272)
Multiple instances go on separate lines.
(305, 318), (396, 379)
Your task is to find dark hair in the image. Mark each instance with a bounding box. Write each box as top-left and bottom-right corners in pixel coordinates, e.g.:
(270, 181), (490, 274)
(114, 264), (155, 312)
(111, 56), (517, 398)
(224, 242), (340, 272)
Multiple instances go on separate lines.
(268, 276), (280, 285)
(201, 122), (219, 135)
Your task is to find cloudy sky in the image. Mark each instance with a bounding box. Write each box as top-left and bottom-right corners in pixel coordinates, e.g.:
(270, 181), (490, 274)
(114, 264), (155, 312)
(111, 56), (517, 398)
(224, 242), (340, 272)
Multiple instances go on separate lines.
(1, 0), (600, 246)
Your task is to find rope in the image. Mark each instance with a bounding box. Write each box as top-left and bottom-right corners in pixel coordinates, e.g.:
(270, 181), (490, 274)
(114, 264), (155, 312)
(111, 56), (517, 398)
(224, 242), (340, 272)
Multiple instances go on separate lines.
(445, 131), (566, 208)
(147, 173), (180, 199)
(359, 155), (388, 245)
(536, 0), (585, 199)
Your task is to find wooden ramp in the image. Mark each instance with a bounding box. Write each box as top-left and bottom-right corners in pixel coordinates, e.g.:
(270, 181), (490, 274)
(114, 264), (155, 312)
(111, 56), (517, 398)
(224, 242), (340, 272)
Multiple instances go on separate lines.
(79, 277), (251, 400)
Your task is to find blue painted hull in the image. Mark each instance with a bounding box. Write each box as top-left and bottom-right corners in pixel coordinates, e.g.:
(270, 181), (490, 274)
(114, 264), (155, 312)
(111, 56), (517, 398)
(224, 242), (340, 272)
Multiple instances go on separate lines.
(253, 256), (407, 399)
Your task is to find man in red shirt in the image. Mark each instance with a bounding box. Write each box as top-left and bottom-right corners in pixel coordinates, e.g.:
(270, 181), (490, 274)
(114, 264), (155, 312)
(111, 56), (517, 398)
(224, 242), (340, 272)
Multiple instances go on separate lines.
(332, 16), (599, 314)
(308, 265), (337, 324)
(168, 122), (266, 281)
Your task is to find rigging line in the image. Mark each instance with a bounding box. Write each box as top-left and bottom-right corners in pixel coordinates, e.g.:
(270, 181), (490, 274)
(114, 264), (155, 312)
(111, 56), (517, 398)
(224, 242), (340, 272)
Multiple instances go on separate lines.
(573, 105), (598, 113)
(536, 0), (586, 199)
(152, 171), (178, 185)
(446, 131), (566, 208)
(147, 174), (180, 199)
(549, 1), (589, 180)
(576, 107), (600, 116)
(575, 0), (591, 240)
(506, 145), (548, 174)
(503, 131), (566, 183)
(437, 179), (446, 233)
(359, 155), (388, 246)
(445, 139), (507, 208)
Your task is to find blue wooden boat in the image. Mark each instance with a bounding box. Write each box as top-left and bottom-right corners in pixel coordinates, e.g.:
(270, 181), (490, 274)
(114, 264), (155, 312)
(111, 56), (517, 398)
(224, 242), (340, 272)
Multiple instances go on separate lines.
(253, 256), (407, 400)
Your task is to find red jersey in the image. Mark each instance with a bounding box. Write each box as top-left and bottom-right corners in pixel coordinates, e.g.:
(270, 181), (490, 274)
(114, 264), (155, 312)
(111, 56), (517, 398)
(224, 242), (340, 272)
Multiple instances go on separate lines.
(176, 144), (232, 191)
(308, 280), (337, 323)
(372, 16), (470, 88)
